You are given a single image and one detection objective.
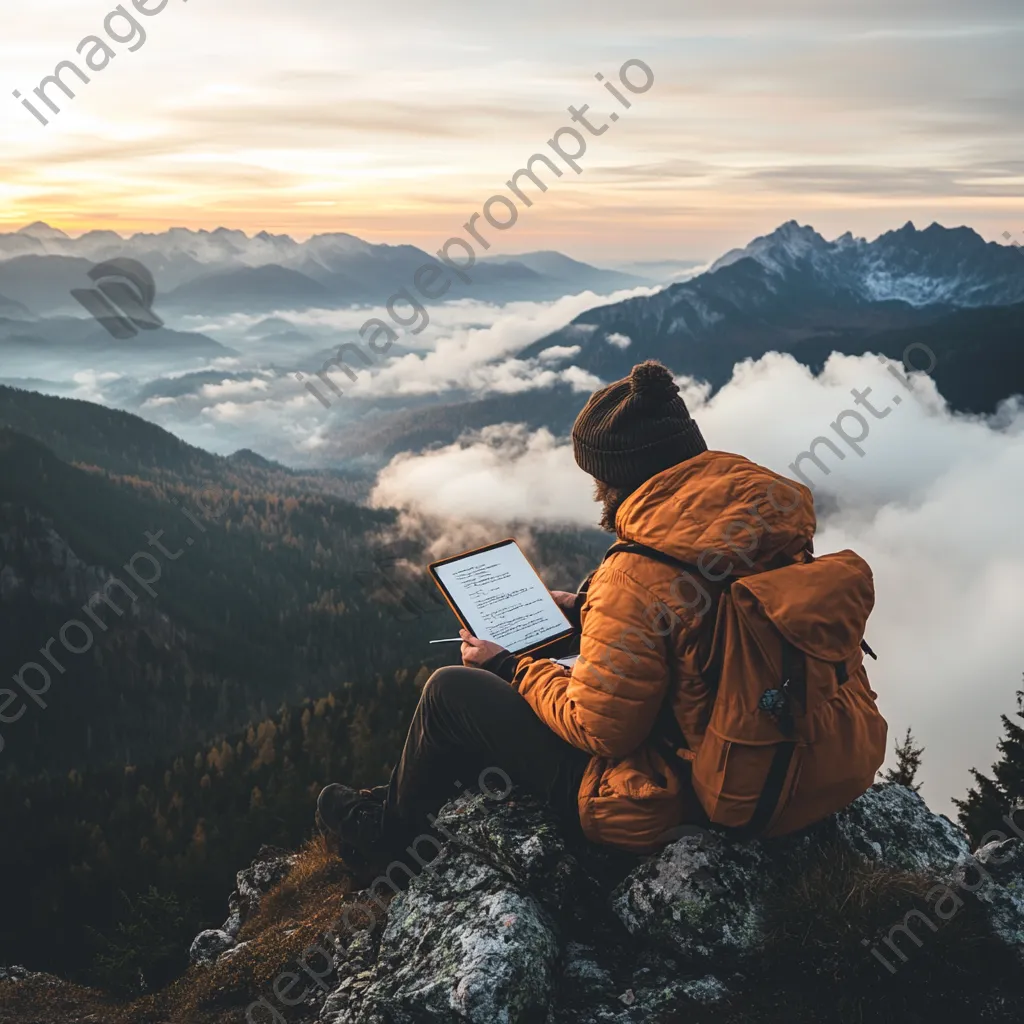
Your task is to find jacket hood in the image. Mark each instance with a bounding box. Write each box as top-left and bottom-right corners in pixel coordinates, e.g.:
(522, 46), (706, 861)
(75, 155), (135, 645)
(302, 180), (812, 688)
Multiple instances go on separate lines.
(614, 450), (816, 576)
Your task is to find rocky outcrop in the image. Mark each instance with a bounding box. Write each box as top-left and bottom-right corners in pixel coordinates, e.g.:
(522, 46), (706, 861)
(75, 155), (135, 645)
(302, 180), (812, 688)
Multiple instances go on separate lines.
(612, 830), (768, 963)
(234, 845), (296, 927)
(349, 852), (559, 1024)
(968, 837), (1024, 949)
(330, 796), (581, 1024)
(189, 928), (237, 967)
(183, 784), (1024, 1024)
(611, 782), (978, 965)
(189, 845), (295, 965)
(0, 967), (35, 984)
(830, 781), (971, 872)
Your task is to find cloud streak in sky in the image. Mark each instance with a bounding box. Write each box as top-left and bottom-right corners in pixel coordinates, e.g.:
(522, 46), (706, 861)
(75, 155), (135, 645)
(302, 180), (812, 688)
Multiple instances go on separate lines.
(1, 0), (1022, 258)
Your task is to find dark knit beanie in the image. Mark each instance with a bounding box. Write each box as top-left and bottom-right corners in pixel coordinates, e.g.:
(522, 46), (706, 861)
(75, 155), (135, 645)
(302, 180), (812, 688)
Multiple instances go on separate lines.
(572, 361), (708, 488)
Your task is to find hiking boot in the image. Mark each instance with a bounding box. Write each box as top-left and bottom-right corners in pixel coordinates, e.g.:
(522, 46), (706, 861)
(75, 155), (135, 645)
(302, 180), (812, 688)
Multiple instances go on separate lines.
(316, 783), (387, 867)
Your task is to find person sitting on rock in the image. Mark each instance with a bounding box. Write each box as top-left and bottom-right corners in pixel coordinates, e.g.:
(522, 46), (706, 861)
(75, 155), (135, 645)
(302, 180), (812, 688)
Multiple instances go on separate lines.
(318, 359), (885, 866)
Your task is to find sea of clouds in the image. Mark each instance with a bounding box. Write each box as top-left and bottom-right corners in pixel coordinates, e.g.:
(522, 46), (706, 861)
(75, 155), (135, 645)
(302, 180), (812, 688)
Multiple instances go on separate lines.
(6, 287), (648, 462)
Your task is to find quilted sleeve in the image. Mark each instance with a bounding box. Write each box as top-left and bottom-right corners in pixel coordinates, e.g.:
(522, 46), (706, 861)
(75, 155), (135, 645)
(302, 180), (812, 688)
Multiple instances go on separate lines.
(514, 567), (675, 758)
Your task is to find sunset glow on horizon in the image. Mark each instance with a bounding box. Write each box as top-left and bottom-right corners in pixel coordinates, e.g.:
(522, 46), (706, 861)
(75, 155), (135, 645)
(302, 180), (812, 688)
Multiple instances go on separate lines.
(3, 0), (1023, 262)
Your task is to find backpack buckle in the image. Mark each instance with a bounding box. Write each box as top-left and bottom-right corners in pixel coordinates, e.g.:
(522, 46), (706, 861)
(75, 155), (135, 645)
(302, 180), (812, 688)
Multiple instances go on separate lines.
(758, 688), (788, 715)
(759, 687), (795, 736)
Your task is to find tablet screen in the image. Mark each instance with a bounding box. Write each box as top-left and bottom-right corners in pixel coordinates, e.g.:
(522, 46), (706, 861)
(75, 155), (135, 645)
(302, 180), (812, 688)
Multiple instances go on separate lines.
(431, 540), (573, 655)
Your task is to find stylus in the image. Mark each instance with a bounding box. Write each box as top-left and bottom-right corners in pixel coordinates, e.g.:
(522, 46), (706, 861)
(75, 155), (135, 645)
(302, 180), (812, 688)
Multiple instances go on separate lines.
(428, 637), (466, 644)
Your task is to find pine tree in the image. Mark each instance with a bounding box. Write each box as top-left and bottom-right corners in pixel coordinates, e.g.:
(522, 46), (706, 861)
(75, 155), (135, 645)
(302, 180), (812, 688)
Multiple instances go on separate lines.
(956, 683), (1024, 844)
(881, 727), (925, 792)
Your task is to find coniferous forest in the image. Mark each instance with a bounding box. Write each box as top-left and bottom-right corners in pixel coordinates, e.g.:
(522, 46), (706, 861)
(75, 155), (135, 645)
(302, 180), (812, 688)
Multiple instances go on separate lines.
(0, 386), (604, 989)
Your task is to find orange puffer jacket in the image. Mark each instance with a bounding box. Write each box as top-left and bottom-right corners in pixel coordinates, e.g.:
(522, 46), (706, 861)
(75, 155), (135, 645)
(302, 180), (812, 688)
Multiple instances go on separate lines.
(512, 449), (879, 851)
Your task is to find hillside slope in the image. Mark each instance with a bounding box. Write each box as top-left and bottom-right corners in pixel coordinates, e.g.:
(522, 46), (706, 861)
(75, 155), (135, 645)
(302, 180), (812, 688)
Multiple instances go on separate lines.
(0, 396), (604, 989)
(0, 427), (435, 775)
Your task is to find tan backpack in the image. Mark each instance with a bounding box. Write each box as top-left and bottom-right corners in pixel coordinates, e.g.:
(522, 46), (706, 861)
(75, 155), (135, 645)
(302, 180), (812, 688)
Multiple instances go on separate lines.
(610, 543), (888, 838)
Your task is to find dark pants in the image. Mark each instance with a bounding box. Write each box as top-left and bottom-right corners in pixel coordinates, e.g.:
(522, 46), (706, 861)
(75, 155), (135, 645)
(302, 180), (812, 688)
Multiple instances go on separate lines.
(382, 666), (590, 852)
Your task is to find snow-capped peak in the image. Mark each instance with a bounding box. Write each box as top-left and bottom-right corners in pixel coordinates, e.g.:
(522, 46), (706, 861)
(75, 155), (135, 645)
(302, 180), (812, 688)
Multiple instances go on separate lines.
(702, 220), (1024, 308)
(710, 221), (829, 275)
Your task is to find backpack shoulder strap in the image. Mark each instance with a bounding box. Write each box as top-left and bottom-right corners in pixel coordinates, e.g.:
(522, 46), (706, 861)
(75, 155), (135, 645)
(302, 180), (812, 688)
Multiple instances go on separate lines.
(603, 539), (733, 676)
(602, 540), (731, 769)
(603, 540), (703, 576)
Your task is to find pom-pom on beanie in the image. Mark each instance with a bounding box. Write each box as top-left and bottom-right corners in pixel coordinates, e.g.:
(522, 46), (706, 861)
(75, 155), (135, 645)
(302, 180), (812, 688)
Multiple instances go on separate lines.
(571, 360), (708, 488)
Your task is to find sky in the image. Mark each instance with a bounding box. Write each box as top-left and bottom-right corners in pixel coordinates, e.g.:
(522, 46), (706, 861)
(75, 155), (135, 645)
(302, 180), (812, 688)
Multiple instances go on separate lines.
(2, 0), (1024, 261)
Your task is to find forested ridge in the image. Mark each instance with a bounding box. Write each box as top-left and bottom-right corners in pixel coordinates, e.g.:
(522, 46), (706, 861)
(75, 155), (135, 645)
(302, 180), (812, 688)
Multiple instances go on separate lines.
(0, 426), (444, 774)
(0, 388), (605, 987)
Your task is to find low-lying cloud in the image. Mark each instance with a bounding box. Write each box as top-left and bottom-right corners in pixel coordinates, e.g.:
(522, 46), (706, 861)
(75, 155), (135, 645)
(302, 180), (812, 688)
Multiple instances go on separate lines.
(335, 287), (652, 400)
(371, 424), (599, 525)
(20, 290), (645, 464)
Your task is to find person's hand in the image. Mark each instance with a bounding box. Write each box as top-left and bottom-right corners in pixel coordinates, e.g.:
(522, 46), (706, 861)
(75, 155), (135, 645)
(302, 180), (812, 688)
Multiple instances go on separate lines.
(460, 629), (507, 668)
(550, 590), (578, 613)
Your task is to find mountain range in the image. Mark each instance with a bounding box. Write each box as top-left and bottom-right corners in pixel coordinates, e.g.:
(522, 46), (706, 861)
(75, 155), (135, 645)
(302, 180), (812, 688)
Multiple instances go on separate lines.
(1, 218), (1023, 1000)
(2, 218), (1022, 469)
(0, 223), (647, 317)
(331, 221), (1024, 459)
(523, 221), (1024, 379)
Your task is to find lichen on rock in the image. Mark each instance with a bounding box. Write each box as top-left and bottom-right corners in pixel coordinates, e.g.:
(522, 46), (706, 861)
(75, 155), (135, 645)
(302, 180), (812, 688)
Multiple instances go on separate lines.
(611, 830), (769, 960)
(349, 846), (559, 1024)
(235, 845), (296, 926)
(188, 928), (236, 966)
(966, 837), (1024, 952)
(829, 783), (970, 874)
(610, 783), (985, 967)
